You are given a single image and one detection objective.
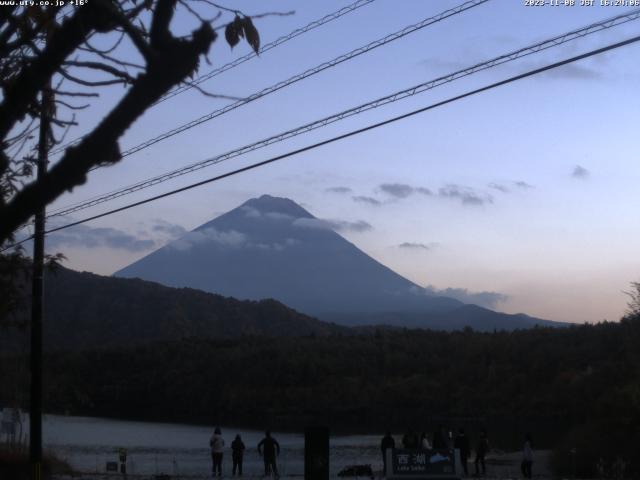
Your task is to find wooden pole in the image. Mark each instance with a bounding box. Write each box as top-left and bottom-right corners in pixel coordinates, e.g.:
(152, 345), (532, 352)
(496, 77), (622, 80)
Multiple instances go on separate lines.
(30, 83), (51, 480)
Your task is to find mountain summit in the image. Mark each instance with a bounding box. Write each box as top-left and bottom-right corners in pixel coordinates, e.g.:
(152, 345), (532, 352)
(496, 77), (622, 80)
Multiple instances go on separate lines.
(115, 195), (557, 330)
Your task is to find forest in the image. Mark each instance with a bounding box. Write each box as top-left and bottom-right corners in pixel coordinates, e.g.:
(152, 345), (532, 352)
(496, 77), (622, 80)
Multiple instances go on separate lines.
(2, 315), (639, 476)
(0, 265), (346, 353)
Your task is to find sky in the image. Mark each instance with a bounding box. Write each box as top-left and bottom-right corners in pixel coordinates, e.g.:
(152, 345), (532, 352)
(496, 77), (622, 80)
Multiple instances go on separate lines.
(26, 0), (640, 324)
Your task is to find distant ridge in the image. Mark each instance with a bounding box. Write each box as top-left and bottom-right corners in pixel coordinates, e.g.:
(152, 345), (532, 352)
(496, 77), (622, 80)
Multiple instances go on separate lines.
(115, 195), (561, 331)
(0, 264), (346, 353)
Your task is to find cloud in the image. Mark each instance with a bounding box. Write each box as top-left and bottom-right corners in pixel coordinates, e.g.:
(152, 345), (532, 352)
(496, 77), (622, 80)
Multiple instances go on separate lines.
(572, 165), (590, 179)
(325, 186), (352, 194)
(240, 205), (261, 218)
(239, 206), (296, 221)
(265, 211), (294, 221)
(294, 217), (372, 233)
(334, 220), (372, 233)
(379, 183), (413, 199)
(379, 183), (432, 199)
(505, 58), (602, 82)
(543, 63), (601, 80)
(239, 207), (296, 222)
(397, 242), (437, 251)
(438, 184), (493, 206)
(333, 220), (373, 233)
(253, 238), (300, 252)
(35, 218), (189, 253)
(293, 218), (333, 230)
(514, 181), (534, 189)
(419, 35), (517, 71)
(425, 286), (508, 309)
(489, 181), (535, 193)
(151, 219), (187, 238)
(352, 195), (382, 206)
(47, 224), (156, 252)
(488, 182), (510, 193)
(170, 227), (246, 251)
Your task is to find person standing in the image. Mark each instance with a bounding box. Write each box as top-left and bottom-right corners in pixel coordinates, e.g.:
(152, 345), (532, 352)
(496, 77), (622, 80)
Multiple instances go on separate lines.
(474, 429), (489, 476)
(258, 430), (280, 477)
(420, 432), (431, 450)
(380, 431), (395, 476)
(454, 428), (470, 477)
(432, 425), (447, 450)
(521, 433), (534, 479)
(231, 434), (246, 476)
(210, 426), (225, 477)
(1, 408), (15, 444)
(402, 428), (419, 449)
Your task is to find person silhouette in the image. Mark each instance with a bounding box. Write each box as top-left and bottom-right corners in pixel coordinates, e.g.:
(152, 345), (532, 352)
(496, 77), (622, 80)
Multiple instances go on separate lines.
(380, 431), (395, 475)
(402, 428), (419, 449)
(209, 426), (225, 476)
(258, 430), (280, 477)
(521, 433), (534, 479)
(474, 429), (489, 476)
(232, 434), (245, 476)
(420, 432), (431, 450)
(454, 428), (470, 476)
(432, 425), (447, 450)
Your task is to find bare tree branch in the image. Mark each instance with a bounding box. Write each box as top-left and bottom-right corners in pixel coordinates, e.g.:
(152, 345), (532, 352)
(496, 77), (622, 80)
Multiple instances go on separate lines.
(109, 8), (154, 62)
(62, 60), (136, 83)
(0, 3), (217, 242)
(0, 1), (266, 248)
(82, 31), (126, 55)
(54, 99), (90, 111)
(53, 90), (100, 98)
(0, 1), (113, 141)
(57, 67), (129, 87)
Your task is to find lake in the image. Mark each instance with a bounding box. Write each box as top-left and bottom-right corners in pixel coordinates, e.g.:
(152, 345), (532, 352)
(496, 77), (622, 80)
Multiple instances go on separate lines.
(40, 414), (382, 477)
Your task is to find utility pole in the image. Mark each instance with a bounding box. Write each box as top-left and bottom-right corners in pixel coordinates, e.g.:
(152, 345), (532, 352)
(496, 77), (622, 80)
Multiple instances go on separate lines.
(30, 81), (51, 480)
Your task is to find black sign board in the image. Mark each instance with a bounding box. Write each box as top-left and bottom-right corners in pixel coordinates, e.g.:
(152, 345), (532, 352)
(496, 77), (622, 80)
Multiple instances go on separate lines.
(305, 426), (329, 480)
(389, 449), (457, 478)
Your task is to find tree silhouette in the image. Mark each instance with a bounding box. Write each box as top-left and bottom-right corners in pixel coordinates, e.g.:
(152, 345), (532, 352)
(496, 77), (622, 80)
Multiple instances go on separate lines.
(0, 0), (263, 246)
(625, 281), (640, 318)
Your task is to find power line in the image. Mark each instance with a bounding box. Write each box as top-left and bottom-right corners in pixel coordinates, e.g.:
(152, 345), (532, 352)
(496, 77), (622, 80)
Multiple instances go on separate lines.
(157, 0), (378, 105)
(2, 32), (634, 254)
(48, 0), (491, 215)
(49, 0), (490, 160)
(49, 0), (379, 156)
(47, 8), (640, 219)
(116, 0), (489, 159)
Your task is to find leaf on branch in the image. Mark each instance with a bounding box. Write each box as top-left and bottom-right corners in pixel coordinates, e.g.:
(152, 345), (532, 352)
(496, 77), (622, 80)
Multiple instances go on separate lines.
(241, 16), (260, 54)
(224, 15), (243, 49)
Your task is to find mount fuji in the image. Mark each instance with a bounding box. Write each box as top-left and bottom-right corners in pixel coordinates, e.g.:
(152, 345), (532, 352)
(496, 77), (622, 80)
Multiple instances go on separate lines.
(115, 195), (558, 330)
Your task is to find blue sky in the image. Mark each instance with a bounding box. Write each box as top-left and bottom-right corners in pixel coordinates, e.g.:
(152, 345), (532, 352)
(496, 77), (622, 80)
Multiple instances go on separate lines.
(38, 0), (640, 323)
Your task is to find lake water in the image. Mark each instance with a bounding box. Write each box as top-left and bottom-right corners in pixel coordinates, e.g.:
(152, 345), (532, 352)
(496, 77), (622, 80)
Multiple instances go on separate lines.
(40, 415), (382, 477)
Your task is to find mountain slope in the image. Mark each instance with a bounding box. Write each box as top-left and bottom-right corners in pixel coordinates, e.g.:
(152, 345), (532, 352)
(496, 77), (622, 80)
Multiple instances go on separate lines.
(115, 195), (460, 314)
(1, 265), (346, 352)
(115, 195), (558, 330)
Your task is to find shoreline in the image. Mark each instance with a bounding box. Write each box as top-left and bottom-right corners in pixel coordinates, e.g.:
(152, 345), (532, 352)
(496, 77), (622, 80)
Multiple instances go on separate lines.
(49, 451), (553, 480)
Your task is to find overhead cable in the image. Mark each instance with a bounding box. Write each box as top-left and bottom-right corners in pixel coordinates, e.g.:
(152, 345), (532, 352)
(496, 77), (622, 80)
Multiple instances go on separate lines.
(49, 0), (379, 155)
(48, 8), (640, 218)
(5, 33), (632, 252)
(49, 0), (490, 159)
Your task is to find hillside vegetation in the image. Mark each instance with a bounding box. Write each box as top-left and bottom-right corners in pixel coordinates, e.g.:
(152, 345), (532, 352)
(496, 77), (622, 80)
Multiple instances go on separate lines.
(1, 265), (346, 352)
(2, 317), (639, 475)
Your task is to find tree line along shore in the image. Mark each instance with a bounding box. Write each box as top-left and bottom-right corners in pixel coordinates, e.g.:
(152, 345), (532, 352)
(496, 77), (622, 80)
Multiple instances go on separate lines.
(1, 315), (639, 477)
